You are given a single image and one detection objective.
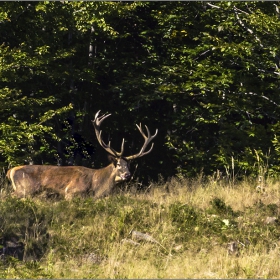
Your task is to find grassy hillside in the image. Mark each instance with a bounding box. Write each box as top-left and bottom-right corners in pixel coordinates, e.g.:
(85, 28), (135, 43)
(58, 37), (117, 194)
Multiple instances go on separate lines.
(1, 172), (280, 278)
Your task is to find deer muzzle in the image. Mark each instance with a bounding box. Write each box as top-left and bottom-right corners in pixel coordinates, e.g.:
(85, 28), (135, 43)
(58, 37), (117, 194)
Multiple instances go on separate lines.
(115, 172), (131, 183)
(122, 172), (131, 180)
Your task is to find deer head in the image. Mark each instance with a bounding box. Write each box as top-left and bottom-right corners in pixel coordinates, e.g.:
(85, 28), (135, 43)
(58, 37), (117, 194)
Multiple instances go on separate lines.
(92, 110), (158, 181)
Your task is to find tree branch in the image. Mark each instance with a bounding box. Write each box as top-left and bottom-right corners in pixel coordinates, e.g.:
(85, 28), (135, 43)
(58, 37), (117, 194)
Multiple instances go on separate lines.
(206, 3), (220, 9)
(233, 6), (263, 48)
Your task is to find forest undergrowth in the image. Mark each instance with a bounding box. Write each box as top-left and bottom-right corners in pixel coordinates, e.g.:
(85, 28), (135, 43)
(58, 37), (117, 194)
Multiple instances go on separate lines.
(1, 170), (280, 278)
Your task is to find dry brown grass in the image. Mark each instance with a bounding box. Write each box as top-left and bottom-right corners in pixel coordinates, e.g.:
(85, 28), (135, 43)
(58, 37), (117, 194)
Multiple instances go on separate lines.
(1, 175), (280, 278)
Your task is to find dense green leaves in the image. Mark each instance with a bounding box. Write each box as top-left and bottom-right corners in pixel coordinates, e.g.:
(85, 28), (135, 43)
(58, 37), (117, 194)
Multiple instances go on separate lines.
(1, 1), (280, 180)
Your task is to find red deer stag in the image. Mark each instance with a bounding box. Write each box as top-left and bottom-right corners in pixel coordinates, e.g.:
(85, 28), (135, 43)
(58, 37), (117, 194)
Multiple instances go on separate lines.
(6, 110), (158, 200)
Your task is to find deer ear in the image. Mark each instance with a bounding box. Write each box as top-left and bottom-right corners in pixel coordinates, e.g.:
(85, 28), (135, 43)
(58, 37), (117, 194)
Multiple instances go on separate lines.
(108, 154), (117, 166)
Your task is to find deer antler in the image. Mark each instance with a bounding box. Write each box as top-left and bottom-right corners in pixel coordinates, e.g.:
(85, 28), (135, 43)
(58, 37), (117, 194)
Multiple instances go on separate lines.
(92, 110), (125, 157)
(92, 111), (158, 160)
(126, 124), (158, 161)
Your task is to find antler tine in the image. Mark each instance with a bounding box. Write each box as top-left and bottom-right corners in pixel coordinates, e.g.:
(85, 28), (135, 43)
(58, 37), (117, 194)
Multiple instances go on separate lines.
(126, 123), (158, 161)
(92, 110), (124, 158)
(120, 138), (125, 155)
(94, 110), (112, 126)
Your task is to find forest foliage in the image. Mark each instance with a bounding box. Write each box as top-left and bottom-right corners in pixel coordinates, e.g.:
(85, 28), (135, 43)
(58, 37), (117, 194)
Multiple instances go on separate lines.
(1, 1), (280, 181)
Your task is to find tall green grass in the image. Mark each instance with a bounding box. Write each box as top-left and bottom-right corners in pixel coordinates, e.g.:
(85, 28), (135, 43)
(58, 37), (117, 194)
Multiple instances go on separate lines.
(1, 172), (280, 278)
